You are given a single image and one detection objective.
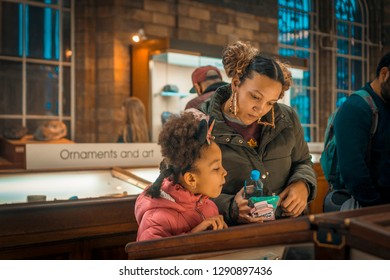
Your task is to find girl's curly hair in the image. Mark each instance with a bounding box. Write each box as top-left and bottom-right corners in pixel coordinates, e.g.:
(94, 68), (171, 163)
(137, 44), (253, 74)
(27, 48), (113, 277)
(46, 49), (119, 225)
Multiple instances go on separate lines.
(222, 41), (292, 98)
(145, 112), (208, 198)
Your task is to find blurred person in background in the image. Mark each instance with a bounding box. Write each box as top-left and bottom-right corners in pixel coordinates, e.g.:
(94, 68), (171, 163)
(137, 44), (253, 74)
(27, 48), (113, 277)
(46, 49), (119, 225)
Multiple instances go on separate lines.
(185, 65), (227, 110)
(117, 97), (150, 143)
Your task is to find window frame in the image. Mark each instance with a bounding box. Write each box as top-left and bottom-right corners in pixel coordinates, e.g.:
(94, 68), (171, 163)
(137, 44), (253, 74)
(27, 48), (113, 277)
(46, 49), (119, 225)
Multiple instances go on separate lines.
(0, 0), (74, 139)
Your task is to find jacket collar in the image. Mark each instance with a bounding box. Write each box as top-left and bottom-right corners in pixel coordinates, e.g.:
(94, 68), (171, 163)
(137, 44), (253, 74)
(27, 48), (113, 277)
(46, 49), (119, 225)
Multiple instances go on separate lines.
(161, 178), (207, 207)
(203, 81), (228, 94)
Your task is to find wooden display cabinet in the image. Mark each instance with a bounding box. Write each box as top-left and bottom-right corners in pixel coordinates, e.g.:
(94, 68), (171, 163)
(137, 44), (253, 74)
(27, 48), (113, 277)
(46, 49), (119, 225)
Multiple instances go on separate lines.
(309, 162), (329, 214)
(0, 167), (158, 260)
(0, 196), (138, 260)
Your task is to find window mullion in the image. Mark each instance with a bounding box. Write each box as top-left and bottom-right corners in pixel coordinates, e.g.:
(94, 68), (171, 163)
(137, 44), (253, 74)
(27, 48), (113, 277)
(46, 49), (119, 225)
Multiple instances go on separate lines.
(22, 2), (27, 127)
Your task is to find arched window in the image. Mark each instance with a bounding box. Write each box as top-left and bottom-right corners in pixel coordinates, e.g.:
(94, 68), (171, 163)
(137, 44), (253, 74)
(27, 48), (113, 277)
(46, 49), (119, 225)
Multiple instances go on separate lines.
(278, 0), (319, 142)
(335, 0), (369, 107)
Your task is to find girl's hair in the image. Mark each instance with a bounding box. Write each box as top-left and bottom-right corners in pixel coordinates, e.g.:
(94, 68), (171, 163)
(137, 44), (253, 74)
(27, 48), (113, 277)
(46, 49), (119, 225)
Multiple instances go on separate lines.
(222, 41), (292, 97)
(121, 97), (150, 143)
(146, 112), (210, 198)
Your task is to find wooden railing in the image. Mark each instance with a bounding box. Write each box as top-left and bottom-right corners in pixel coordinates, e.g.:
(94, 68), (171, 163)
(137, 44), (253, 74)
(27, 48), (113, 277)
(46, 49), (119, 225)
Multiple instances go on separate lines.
(126, 216), (312, 260)
(126, 204), (390, 260)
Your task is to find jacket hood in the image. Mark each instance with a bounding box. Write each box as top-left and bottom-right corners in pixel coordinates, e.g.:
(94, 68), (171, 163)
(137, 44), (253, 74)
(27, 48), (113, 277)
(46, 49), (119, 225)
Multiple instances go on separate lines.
(135, 178), (208, 224)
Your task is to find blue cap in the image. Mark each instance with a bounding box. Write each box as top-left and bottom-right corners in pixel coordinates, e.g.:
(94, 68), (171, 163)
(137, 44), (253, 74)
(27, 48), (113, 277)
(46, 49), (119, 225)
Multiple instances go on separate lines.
(250, 169), (260, 180)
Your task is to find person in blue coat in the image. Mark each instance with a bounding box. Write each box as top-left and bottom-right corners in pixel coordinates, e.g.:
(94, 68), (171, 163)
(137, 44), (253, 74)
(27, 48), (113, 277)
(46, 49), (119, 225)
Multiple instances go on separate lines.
(334, 53), (390, 206)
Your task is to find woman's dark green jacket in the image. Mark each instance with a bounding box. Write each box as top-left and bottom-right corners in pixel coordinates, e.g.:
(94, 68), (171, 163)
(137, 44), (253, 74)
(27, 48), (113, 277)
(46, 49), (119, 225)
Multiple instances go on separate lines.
(199, 85), (317, 225)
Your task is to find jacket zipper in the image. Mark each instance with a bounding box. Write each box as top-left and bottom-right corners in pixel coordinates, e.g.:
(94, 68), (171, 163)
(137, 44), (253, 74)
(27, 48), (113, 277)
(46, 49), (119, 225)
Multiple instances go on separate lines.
(195, 199), (205, 220)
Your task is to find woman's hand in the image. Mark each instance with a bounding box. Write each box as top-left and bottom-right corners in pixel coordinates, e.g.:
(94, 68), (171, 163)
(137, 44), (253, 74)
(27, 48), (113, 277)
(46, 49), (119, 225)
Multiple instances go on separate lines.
(190, 215), (228, 233)
(278, 181), (309, 217)
(234, 188), (265, 224)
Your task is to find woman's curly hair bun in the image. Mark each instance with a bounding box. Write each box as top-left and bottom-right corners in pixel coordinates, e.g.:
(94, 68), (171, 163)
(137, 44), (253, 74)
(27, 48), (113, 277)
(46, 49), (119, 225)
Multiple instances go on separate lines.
(222, 41), (259, 79)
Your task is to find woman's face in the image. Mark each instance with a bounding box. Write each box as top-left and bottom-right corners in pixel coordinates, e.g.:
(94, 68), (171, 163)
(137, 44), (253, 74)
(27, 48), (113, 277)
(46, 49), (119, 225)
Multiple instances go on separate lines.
(232, 73), (282, 125)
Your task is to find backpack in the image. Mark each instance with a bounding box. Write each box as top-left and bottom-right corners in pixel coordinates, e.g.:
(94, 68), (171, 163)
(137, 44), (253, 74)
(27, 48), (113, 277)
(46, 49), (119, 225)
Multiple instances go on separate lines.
(320, 90), (378, 211)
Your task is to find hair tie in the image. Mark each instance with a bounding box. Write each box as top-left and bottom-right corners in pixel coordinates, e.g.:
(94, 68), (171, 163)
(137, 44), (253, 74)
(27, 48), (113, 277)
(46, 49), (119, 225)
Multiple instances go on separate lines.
(162, 166), (173, 177)
(195, 117), (215, 145)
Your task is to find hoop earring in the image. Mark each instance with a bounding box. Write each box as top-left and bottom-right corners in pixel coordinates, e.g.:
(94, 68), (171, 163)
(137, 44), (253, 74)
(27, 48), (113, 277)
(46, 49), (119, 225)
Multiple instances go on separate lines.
(228, 91), (238, 116)
(257, 106), (275, 128)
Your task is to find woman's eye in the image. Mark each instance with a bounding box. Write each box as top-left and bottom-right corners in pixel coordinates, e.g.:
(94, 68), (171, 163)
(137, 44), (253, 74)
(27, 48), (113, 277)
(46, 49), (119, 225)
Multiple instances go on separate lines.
(252, 94), (260, 100)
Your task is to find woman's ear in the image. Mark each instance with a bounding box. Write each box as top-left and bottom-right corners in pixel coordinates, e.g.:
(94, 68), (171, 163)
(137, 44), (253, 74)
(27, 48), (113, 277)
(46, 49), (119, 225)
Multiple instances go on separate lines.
(231, 77), (240, 91)
(183, 172), (197, 190)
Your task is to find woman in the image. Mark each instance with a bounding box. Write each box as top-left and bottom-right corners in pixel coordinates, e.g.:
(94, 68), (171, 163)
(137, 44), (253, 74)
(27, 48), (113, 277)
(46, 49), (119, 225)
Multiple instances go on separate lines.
(118, 97), (150, 143)
(198, 41), (317, 225)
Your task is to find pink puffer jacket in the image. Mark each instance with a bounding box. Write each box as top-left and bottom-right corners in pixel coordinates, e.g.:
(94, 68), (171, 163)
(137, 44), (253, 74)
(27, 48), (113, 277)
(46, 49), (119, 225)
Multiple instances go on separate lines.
(135, 178), (219, 241)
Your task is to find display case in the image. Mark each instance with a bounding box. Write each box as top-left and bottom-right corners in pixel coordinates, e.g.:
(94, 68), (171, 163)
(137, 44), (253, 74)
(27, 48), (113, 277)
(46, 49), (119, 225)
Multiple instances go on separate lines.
(0, 166), (159, 260)
(0, 167), (159, 205)
(148, 52), (227, 141)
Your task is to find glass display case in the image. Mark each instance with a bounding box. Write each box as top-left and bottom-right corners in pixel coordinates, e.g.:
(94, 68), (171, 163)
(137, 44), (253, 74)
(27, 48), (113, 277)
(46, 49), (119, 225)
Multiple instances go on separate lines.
(148, 52), (226, 141)
(0, 167), (159, 205)
(0, 165), (159, 260)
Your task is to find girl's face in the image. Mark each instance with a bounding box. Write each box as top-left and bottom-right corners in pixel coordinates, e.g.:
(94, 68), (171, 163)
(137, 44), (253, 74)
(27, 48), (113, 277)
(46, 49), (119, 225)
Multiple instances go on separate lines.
(190, 142), (227, 198)
(232, 73), (282, 125)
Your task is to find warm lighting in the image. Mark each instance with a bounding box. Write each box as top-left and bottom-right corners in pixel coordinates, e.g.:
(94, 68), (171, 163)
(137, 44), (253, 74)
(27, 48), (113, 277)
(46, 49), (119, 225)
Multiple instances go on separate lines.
(65, 49), (72, 58)
(132, 34), (141, 43)
(130, 28), (146, 44)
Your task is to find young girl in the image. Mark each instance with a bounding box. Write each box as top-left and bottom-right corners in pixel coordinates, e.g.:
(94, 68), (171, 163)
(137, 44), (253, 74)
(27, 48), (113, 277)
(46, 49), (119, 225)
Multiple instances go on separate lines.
(135, 112), (228, 241)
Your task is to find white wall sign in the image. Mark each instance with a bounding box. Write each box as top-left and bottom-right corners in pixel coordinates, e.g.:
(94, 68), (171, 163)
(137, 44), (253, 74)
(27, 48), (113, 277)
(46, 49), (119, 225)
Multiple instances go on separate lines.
(26, 143), (162, 170)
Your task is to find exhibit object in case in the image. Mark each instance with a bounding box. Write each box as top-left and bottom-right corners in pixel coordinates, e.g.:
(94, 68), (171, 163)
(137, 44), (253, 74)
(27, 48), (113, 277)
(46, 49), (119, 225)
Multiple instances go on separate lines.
(0, 135), (73, 169)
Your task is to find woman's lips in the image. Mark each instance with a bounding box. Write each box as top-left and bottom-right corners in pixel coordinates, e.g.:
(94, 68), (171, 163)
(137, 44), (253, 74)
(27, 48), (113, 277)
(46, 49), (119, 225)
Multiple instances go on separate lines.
(248, 114), (260, 120)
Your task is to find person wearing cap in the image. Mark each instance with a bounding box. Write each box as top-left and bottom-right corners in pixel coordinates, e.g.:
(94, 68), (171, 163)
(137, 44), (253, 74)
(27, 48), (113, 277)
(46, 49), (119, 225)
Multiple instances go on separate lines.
(185, 65), (228, 110)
